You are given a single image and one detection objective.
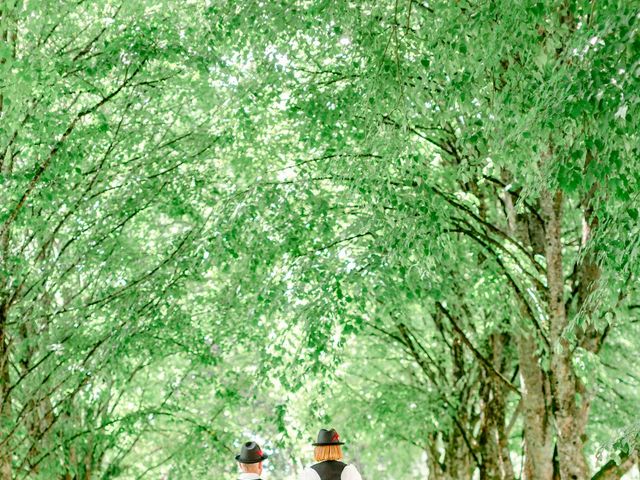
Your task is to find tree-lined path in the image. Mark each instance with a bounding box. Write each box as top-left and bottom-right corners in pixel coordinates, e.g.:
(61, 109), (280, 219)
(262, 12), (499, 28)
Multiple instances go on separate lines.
(1, 1), (639, 479)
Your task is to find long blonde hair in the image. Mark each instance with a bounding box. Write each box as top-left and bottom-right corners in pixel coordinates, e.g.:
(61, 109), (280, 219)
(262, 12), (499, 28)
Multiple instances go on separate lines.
(314, 445), (344, 462)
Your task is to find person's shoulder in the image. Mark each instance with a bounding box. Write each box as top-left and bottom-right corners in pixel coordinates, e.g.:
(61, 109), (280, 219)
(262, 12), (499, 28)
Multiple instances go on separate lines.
(300, 466), (321, 480)
(342, 464), (362, 480)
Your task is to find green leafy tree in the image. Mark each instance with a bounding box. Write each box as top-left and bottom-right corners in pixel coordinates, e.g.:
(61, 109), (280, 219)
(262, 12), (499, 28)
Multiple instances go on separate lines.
(2, 1), (639, 479)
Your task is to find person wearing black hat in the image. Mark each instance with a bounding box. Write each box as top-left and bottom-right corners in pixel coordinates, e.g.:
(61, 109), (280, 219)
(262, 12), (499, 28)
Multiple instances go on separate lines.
(235, 441), (268, 480)
(300, 428), (362, 480)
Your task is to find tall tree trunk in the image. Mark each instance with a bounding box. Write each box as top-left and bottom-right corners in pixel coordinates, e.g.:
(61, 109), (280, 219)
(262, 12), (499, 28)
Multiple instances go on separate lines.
(445, 428), (474, 480)
(498, 410), (515, 480)
(426, 431), (474, 480)
(504, 185), (554, 480)
(426, 437), (448, 480)
(541, 189), (589, 479)
(0, 303), (11, 480)
(478, 375), (501, 480)
(478, 333), (514, 480)
(493, 334), (515, 480)
(517, 333), (554, 480)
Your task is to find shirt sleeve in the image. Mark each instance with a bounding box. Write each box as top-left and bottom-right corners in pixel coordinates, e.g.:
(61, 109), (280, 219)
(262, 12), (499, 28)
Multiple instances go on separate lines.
(300, 467), (321, 480)
(342, 464), (363, 480)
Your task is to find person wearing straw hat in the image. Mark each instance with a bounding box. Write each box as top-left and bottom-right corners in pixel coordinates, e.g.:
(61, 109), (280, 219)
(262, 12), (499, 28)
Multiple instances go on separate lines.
(235, 441), (268, 480)
(300, 428), (362, 480)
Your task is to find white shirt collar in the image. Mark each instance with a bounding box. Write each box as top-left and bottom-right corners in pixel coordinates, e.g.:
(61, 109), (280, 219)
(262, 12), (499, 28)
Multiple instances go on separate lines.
(238, 473), (261, 480)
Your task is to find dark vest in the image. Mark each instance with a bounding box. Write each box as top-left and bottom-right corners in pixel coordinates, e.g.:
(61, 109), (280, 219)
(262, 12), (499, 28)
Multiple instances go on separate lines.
(311, 461), (347, 480)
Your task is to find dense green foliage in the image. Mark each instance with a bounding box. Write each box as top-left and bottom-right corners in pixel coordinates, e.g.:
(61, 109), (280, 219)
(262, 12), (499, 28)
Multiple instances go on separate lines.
(1, 1), (639, 479)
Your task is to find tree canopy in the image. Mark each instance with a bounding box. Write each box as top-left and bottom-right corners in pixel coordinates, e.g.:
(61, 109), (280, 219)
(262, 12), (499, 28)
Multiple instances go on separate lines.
(1, 1), (639, 479)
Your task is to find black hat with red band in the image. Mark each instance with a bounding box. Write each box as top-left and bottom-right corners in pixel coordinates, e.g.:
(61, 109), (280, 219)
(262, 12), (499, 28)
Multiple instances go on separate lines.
(235, 441), (268, 464)
(312, 428), (345, 446)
